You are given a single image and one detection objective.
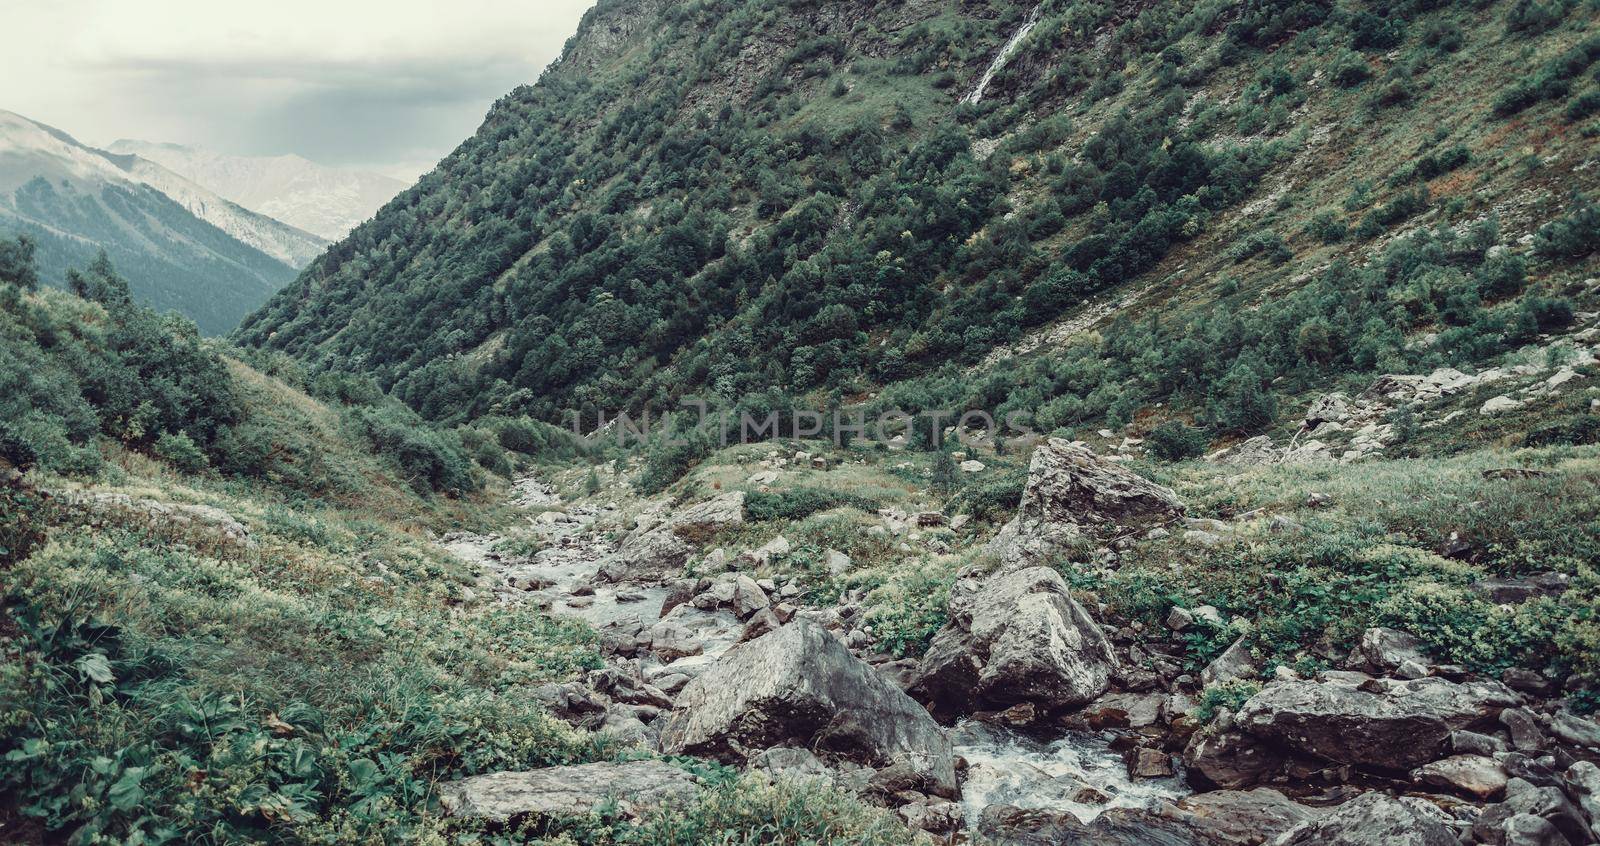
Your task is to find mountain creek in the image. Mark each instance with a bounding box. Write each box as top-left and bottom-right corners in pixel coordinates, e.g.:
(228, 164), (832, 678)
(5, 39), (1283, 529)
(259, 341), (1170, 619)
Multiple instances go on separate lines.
(438, 469), (1191, 838)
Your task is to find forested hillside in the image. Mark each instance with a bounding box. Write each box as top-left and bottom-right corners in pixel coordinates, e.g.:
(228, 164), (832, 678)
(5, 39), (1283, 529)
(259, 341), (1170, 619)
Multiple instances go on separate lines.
(239, 0), (1598, 441)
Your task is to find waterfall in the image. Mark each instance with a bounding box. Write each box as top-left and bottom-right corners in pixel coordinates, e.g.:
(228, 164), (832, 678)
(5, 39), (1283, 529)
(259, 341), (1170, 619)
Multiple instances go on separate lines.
(962, 3), (1044, 106)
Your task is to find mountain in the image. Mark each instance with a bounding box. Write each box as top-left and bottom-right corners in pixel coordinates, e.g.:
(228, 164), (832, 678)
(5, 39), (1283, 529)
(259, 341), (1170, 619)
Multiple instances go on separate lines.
(0, 109), (324, 334)
(235, 0), (1600, 432)
(109, 140), (408, 241)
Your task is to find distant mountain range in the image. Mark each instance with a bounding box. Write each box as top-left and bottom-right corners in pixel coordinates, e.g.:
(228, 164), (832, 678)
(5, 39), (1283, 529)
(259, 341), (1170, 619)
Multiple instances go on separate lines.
(0, 109), (327, 334)
(109, 140), (407, 241)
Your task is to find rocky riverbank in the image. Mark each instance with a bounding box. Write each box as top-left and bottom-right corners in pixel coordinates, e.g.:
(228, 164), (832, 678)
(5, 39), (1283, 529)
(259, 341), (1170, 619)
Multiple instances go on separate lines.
(433, 432), (1600, 845)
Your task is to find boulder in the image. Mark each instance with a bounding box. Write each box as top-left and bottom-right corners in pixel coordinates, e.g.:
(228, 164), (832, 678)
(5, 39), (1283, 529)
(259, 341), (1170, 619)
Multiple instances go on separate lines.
(907, 567), (1115, 716)
(1232, 677), (1519, 771)
(602, 529), (693, 583)
(977, 805), (1216, 846)
(668, 491), (745, 542)
(1176, 788), (1320, 845)
(1482, 395), (1525, 415)
(1359, 627), (1430, 673)
(1201, 637), (1259, 687)
(1273, 792), (1456, 846)
(658, 620), (956, 797)
(1185, 715), (1286, 789)
(1550, 711), (1600, 749)
(1473, 777), (1590, 845)
(729, 574), (770, 619)
(438, 760), (700, 822)
(989, 438), (1183, 567)
(1304, 393), (1352, 428)
(1500, 814), (1571, 846)
(1413, 754), (1508, 800)
(1210, 435), (1282, 467)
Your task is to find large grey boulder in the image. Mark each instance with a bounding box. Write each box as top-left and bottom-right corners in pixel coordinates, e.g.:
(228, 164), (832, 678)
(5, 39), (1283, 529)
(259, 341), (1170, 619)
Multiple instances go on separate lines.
(1472, 777), (1591, 846)
(989, 439), (1183, 567)
(439, 760), (700, 822)
(1177, 789), (1321, 845)
(668, 491), (745, 542)
(1304, 393), (1352, 428)
(1272, 792), (1456, 846)
(600, 529), (693, 583)
(658, 620), (957, 797)
(1233, 676), (1520, 770)
(977, 805), (1216, 846)
(908, 567), (1115, 716)
(1188, 676), (1520, 786)
(1358, 627), (1431, 673)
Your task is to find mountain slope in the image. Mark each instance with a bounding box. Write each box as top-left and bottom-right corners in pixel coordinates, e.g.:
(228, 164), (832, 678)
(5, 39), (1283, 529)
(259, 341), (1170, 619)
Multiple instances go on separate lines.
(109, 140), (408, 240)
(235, 0), (1600, 437)
(0, 110), (319, 334)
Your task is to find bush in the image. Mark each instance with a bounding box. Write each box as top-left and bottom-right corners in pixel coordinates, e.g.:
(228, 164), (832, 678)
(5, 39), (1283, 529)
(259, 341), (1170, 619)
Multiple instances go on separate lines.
(1146, 421), (1210, 462)
(0, 235), (38, 290)
(1524, 415), (1600, 447)
(1208, 354), (1278, 434)
(349, 406), (478, 495)
(1306, 210), (1347, 243)
(950, 467), (1027, 523)
(0, 479), (51, 566)
(1229, 230), (1291, 264)
(1505, 0), (1565, 35)
(1356, 188), (1429, 238)
(153, 432), (208, 474)
(636, 434), (710, 495)
(744, 487), (880, 522)
(1332, 55), (1372, 88)
(1533, 194), (1600, 259)
(1566, 89), (1600, 121)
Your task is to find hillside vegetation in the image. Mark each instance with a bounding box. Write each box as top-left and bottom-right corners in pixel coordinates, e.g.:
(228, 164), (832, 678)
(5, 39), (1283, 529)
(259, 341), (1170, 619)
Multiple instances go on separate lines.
(239, 0), (1597, 446)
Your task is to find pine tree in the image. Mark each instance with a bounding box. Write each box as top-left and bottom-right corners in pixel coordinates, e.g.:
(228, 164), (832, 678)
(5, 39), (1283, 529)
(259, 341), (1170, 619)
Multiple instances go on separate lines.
(931, 450), (956, 497)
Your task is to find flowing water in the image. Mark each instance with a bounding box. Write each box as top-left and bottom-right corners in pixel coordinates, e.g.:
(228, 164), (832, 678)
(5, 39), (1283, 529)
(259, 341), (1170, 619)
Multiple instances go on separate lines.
(951, 721), (1188, 829)
(962, 4), (1044, 105)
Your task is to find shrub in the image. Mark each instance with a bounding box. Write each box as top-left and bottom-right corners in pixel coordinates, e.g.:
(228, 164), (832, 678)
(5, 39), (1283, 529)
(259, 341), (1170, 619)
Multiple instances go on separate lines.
(1350, 12), (1405, 50)
(1306, 210), (1347, 243)
(1146, 421), (1210, 461)
(1533, 194), (1600, 258)
(1229, 230), (1291, 264)
(350, 406), (477, 495)
(1524, 415), (1600, 447)
(636, 434), (710, 495)
(1356, 187), (1429, 237)
(744, 487), (880, 522)
(1332, 54), (1372, 88)
(1566, 89), (1600, 120)
(0, 478), (51, 566)
(1208, 354), (1278, 434)
(153, 432), (208, 474)
(950, 467), (1027, 523)
(1505, 0), (1565, 35)
(0, 235), (38, 291)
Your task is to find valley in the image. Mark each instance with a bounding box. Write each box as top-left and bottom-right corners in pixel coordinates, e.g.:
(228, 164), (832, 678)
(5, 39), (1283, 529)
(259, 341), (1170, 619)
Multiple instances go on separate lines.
(3, 0), (1600, 843)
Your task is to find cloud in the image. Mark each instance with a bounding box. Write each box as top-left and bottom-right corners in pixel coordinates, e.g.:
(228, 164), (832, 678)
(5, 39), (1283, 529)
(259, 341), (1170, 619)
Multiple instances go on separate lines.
(0, 0), (595, 179)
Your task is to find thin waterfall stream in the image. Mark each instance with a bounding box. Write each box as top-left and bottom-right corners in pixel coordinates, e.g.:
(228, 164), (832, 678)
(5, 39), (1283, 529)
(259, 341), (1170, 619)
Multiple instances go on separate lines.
(962, 3), (1044, 105)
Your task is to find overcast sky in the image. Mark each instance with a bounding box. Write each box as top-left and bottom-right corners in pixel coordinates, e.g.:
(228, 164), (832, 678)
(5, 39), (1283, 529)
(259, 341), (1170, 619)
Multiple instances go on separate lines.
(2, 0), (596, 181)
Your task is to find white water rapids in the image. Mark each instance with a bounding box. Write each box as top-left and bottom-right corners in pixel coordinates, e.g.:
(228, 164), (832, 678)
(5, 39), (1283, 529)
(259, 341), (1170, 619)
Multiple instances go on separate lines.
(951, 721), (1188, 829)
(962, 3), (1044, 105)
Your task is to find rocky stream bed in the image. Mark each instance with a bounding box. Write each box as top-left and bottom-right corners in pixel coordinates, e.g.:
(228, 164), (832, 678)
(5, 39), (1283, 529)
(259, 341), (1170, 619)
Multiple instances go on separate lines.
(432, 433), (1600, 845)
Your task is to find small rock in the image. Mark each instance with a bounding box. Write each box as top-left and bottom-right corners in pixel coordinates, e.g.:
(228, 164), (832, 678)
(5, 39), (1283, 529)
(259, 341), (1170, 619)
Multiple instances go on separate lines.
(1127, 747), (1173, 778)
(1502, 708), (1548, 753)
(1481, 395), (1524, 415)
(1413, 754), (1508, 800)
(1549, 710), (1600, 749)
